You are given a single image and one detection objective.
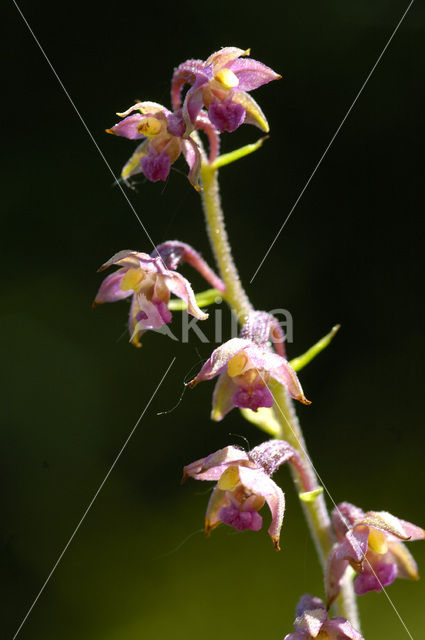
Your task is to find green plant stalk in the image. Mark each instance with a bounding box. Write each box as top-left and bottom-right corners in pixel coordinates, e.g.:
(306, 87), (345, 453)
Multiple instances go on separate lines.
(272, 381), (334, 563)
(200, 165), (253, 322)
(199, 161), (360, 630)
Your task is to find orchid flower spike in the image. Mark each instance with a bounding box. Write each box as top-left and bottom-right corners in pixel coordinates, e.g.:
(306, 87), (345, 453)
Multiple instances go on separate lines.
(107, 101), (202, 189)
(283, 594), (364, 640)
(326, 502), (425, 605)
(93, 241), (224, 347)
(187, 311), (310, 419)
(183, 440), (310, 550)
(172, 46), (281, 133)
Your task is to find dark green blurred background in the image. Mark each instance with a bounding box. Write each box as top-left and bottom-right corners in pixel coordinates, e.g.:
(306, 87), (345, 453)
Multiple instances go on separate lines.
(4, 1), (425, 638)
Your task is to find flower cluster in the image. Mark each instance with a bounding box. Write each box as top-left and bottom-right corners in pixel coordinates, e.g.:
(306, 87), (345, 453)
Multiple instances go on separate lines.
(98, 45), (424, 640)
(107, 47), (280, 187)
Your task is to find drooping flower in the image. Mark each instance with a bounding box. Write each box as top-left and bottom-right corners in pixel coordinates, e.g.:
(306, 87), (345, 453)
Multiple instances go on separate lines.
(172, 47), (281, 133)
(106, 101), (203, 188)
(326, 502), (425, 605)
(188, 311), (310, 419)
(183, 440), (310, 550)
(93, 241), (224, 347)
(283, 594), (363, 640)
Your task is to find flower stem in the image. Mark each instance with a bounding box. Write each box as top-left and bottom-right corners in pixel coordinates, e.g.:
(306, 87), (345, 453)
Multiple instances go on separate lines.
(199, 159), (360, 630)
(338, 571), (361, 630)
(272, 382), (334, 565)
(200, 165), (253, 321)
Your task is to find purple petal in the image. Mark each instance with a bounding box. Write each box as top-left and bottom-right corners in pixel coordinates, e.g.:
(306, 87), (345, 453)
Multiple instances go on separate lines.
(166, 272), (208, 320)
(323, 618), (364, 640)
(332, 502), (365, 537)
(139, 297), (170, 329)
(354, 561), (398, 595)
(155, 300), (172, 324)
(237, 466), (285, 549)
(242, 344), (310, 405)
(326, 549), (349, 606)
(166, 110), (186, 137)
(293, 605), (327, 636)
(295, 595), (326, 618)
(397, 518), (425, 541)
(283, 634), (308, 640)
(93, 268), (131, 306)
(205, 47), (248, 69)
(208, 98), (246, 132)
(171, 60), (207, 110)
(202, 446), (249, 468)
(130, 295), (170, 339)
(361, 511), (425, 541)
(219, 504), (263, 531)
(117, 101), (169, 118)
(182, 446), (250, 482)
(98, 250), (153, 271)
(226, 58), (281, 91)
(188, 338), (253, 384)
(195, 111), (221, 162)
(326, 524), (370, 604)
(107, 113), (145, 139)
(182, 137), (202, 190)
(266, 357), (310, 405)
(140, 147), (171, 182)
(183, 85), (206, 127)
(232, 385), (274, 411)
(336, 527), (369, 564)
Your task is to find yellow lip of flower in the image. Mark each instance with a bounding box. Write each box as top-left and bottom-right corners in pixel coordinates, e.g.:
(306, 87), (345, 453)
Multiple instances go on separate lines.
(368, 528), (389, 555)
(227, 351), (249, 377)
(137, 116), (163, 136)
(218, 465), (240, 491)
(120, 268), (146, 292)
(214, 68), (239, 89)
(316, 632), (330, 640)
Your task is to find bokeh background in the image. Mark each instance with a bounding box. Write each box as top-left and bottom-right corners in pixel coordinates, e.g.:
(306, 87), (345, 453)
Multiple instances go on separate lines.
(3, 1), (425, 638)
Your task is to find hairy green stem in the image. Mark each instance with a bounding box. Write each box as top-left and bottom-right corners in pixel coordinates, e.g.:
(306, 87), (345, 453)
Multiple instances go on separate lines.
(339, 571), (361, 629)
(199, 160), (360, 630)
(200, 165), (253, 321)
(273, 384), (360, 629)
(272, 383), (334, 565)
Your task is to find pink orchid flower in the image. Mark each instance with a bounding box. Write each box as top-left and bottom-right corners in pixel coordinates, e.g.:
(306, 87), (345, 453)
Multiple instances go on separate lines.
(326, 502), (425, 604)
(94, 241), (224, 347)
(107, 102), (203, 188)
(183, 440), (310, 550)
(188, 311), (310, 419)
(284, 594), (363, 640)
(172, 46), (281, 133)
